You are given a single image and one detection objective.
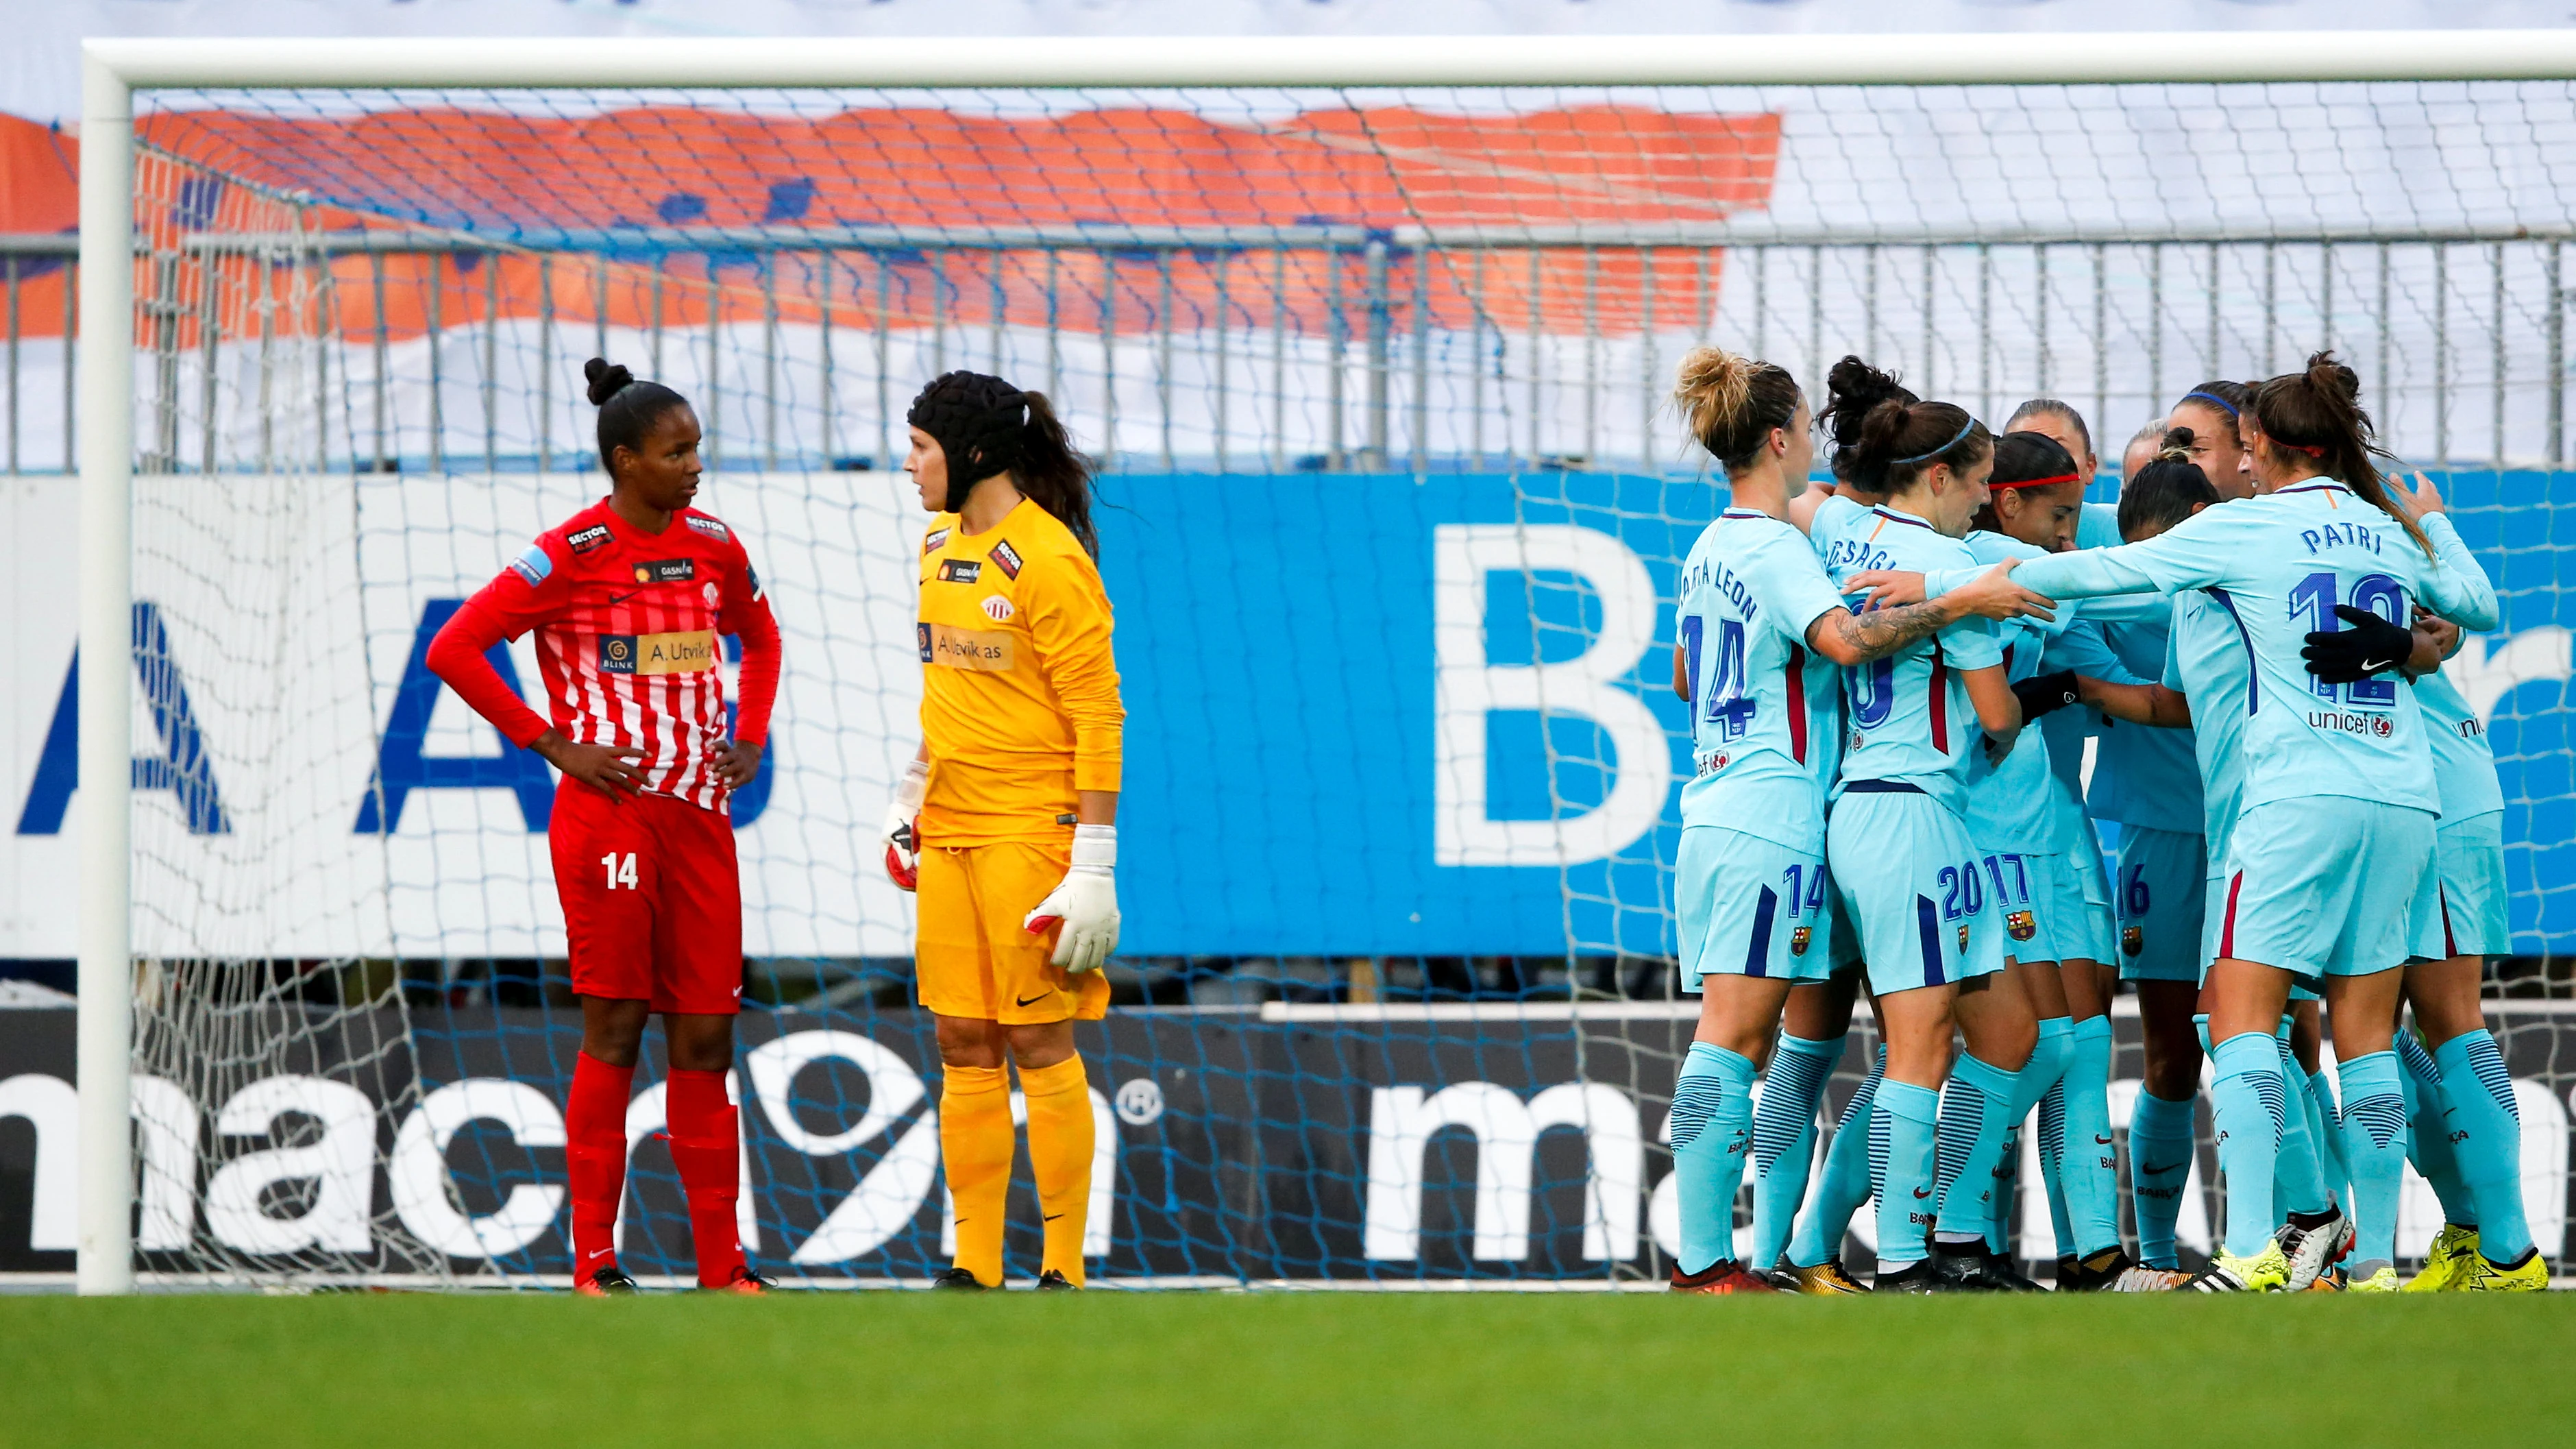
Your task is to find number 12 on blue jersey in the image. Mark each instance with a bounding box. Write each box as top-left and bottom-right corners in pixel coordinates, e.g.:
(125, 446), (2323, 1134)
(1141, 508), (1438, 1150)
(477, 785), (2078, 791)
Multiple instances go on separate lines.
(2287, 570), (2403, 707)
(1681, 613), (1758, 740)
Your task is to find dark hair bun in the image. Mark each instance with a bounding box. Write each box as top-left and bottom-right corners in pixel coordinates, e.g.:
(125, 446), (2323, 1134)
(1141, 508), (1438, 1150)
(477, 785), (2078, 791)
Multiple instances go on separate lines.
(584, 357), (635, 408)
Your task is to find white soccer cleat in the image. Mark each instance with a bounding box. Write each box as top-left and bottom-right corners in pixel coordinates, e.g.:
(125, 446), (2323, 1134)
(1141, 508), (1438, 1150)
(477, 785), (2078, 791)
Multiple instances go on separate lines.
(2277, 1206), (2354, 1292)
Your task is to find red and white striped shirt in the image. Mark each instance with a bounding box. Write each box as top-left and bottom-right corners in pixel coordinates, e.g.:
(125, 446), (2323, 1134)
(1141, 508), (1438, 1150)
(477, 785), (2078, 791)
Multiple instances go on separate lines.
(431, 499), (781, 812)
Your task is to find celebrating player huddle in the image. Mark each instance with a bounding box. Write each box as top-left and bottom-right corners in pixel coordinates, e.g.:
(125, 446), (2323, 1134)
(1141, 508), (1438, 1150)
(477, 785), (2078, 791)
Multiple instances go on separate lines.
(1663, 343), (2546, 1293)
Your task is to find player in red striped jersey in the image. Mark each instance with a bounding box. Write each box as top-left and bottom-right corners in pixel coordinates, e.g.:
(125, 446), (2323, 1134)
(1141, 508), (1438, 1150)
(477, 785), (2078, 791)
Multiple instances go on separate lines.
(429, 358), (782, 1294)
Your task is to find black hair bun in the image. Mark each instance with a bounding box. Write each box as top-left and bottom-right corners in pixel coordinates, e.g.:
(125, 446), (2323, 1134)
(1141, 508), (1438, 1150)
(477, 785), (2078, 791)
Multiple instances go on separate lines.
(584, 357), (635, 408)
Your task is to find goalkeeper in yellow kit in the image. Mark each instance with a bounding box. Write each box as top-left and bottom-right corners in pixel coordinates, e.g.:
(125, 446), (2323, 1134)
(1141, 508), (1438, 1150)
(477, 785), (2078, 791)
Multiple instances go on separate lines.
(883, 370), (1123, 1291)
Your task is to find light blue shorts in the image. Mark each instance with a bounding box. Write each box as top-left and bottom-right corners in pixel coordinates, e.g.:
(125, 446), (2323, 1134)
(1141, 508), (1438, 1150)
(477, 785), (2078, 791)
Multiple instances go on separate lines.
(1826, 866), (1867, 975)
(2116, 825), (2209, 983)
(2410, 809), (2510, 960)
(2213, 798), (2436, 979)
(1676, 826), (1837, 988)
(1972, 849), (2083, 966)
(1827, 786), (2005, 997)
(2069, 814), (2120, 963)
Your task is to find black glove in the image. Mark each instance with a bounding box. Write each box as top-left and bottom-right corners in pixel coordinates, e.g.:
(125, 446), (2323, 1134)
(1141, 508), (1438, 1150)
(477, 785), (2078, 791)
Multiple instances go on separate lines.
(2012, 669), (2081, 722)
(2303, 604), (2415, 685)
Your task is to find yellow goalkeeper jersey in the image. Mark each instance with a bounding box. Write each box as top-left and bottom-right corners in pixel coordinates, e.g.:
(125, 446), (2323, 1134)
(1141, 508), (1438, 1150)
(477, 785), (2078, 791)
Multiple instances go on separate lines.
(916, 498), (1124, 846)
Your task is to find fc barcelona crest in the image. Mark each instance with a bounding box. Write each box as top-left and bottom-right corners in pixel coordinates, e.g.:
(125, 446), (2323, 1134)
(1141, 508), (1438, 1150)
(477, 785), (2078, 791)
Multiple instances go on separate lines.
(2122, 925), (2145, 958)
(2005, 910), (2036, 943)
(1789, 925), (1813, 957)
(1956, 923), (1970, 951)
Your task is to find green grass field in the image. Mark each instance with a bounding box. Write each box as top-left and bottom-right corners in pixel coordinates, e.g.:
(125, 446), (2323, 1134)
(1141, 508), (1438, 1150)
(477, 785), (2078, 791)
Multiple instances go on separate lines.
(6, 1291), (2572, 1447)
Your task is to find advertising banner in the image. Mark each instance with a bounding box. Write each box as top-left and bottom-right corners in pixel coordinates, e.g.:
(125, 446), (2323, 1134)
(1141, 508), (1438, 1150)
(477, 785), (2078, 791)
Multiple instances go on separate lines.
(1, 1001), (2569, 1282)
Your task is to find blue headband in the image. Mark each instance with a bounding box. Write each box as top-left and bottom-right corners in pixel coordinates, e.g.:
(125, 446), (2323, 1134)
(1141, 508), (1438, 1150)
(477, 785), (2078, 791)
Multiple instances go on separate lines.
(1891, 417), (1978, 468)
(2183, 390), (2240, 417)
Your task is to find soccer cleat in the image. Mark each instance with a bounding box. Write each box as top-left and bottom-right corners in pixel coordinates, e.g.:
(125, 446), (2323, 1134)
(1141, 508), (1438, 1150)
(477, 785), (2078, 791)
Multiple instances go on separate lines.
(1982, 1250), (2046, 1293)
(715, 1266), (778, 1294)
(575, 1265), (640, 1297)
(2059, 1247), (2139, 1293)
(2465, 1248), (2549, 1293)
(2185, 1243), (2291, 1293)
(1924, 1241), (2023, 1293)
(2346, 1265), (2400, 1293)
(1874, 1258), (1945, 1294)
(2112, 1265), (2195, 1293)
(1781, 1258), (1872, 1295)
(2276, 1206), (2354, 1292)
(1035, 1269), (1081, 1292)
(930, 1267), (990, 1291)
(1669, 1260), (1778, 1294)
(2303, 1265), (2347, 1292)
(2404, 1224), (2482, 1293)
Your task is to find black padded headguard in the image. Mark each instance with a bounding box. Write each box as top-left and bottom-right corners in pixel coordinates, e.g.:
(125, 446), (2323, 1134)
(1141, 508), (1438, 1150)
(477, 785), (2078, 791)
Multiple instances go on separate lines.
(907, 370), (1028, 509)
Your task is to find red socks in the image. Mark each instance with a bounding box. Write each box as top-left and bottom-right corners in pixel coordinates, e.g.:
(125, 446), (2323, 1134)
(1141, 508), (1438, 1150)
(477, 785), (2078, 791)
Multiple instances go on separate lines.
(665, 1068), (746, 1288)
(565, 1051), (635, 1287)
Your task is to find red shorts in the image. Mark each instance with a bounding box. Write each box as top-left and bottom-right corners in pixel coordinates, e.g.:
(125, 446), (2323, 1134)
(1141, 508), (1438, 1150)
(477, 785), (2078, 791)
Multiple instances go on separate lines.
(549, 779), (743, 1014)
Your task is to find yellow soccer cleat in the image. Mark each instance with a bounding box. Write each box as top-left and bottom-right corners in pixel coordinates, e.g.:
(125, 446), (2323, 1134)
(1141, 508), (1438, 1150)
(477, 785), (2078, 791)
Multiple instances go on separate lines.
(2466, 1250), (2549, 1293)
(2404, 1224), (2481, 1293)
(2185, 1243), (2291, 1293)
(2346, 1265), (2400, 1293)
(1782, 1257), (1872, 1295)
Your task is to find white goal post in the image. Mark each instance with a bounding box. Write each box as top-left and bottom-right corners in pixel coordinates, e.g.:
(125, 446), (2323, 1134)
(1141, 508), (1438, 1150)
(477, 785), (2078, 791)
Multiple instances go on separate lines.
(70, 29), (2576, 1294)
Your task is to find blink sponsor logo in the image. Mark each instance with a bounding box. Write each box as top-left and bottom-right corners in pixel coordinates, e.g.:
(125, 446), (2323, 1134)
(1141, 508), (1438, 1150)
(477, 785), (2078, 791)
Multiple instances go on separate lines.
(2309, 708), (2395, 738)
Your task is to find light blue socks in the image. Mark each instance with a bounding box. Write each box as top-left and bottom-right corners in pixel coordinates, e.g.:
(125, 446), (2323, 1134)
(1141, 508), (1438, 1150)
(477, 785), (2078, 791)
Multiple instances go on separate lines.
(1872, 1079), (1941, 1267)
(1671, 1043), (1760, 1274)
(1749, 1031), (1843, 1269)
(2005, 1016), (2074, 1256)
(2398, 1032), (2480, 1229)
(2271, 1023), (2335, 1219)
(2059, 1015), (2122, 1258)
(2209, 1031), (2286, 1260)
(1789, 1045), (1884, 1269)
(1933, 1054), (2024, 1243)
(2334, 1049), (2407, 1269)
(2127, 1090), (2198, 1269)
(2432, 1029), (2534, 1263)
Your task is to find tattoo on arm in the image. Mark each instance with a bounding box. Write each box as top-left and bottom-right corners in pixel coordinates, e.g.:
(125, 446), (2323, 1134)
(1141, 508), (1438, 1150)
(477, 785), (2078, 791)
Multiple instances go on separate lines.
(1833, 599), (1954, 659)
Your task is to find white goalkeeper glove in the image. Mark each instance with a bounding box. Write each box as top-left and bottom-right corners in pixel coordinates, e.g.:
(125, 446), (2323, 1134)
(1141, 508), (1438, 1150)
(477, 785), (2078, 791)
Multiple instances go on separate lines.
(1023, 824), (1120, 974)
(882, 757), (928, 892)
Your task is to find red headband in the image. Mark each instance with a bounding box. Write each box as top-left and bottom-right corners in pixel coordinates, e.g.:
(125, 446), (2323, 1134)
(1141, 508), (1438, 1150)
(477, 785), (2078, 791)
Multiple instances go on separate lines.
(2289, 443), (2329, 459)
(1990, 472), (2081, 489)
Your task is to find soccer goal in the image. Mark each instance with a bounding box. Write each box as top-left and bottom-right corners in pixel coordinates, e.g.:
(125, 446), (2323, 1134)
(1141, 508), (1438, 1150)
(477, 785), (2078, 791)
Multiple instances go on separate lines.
(34, 32), (2576, 1293)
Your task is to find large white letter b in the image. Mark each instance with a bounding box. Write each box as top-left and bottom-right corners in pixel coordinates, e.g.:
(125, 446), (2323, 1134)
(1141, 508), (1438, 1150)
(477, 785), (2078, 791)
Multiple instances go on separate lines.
(1434, 524), (1669, 868)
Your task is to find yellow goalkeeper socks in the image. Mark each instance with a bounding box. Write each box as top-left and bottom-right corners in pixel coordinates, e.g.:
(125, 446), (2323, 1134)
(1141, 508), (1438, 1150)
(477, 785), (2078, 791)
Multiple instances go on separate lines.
(939, 1063), (1013, 1288)
(1018, 1054), (1095, 1287)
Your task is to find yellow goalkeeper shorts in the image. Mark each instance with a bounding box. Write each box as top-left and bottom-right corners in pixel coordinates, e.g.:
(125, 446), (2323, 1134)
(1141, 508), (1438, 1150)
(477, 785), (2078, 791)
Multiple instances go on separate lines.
(915, 840), (1111, 1025)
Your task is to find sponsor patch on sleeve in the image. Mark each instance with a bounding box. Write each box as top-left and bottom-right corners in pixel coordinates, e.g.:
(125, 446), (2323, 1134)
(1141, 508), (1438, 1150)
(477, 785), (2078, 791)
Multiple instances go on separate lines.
(566, 524), (612, 554)
(989, 539), (1023, 579)
(937, 558), (983, 584)
(685, 515), (731, 541)
(922, 527), (950, 557)
(508, 544), (552, 586)
(746, 563), (763, 600)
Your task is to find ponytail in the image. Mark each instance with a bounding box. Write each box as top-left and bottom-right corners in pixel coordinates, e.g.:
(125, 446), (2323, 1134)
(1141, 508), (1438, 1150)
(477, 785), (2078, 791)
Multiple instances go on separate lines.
(1014, 391), (1100, 559)
(1672, 345), (1802, 474)
(2247, 351), (2432, 560)
(1817, 354), (1917, 491)
(583, 356), (691, 474)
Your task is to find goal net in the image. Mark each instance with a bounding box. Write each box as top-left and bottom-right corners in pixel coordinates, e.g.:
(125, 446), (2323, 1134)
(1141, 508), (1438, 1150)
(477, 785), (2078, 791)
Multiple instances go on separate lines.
(15, 41), (2574, 1287)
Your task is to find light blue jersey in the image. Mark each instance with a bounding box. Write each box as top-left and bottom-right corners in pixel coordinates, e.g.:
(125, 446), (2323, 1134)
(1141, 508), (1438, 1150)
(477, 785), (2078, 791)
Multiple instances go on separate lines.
(2088, 611), (2205, 836)
(1675, 509), (1852, 851)
(2013, 491), (2497, 817)
(1963, 531), (2065, 853)
(2077, 501), (2124, 550)
(1804, 492), (1880, 794)
(1819, 504), (2007, 816)
(2414, 662), (2505, 820)
(2164, 592), (2250, 858)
